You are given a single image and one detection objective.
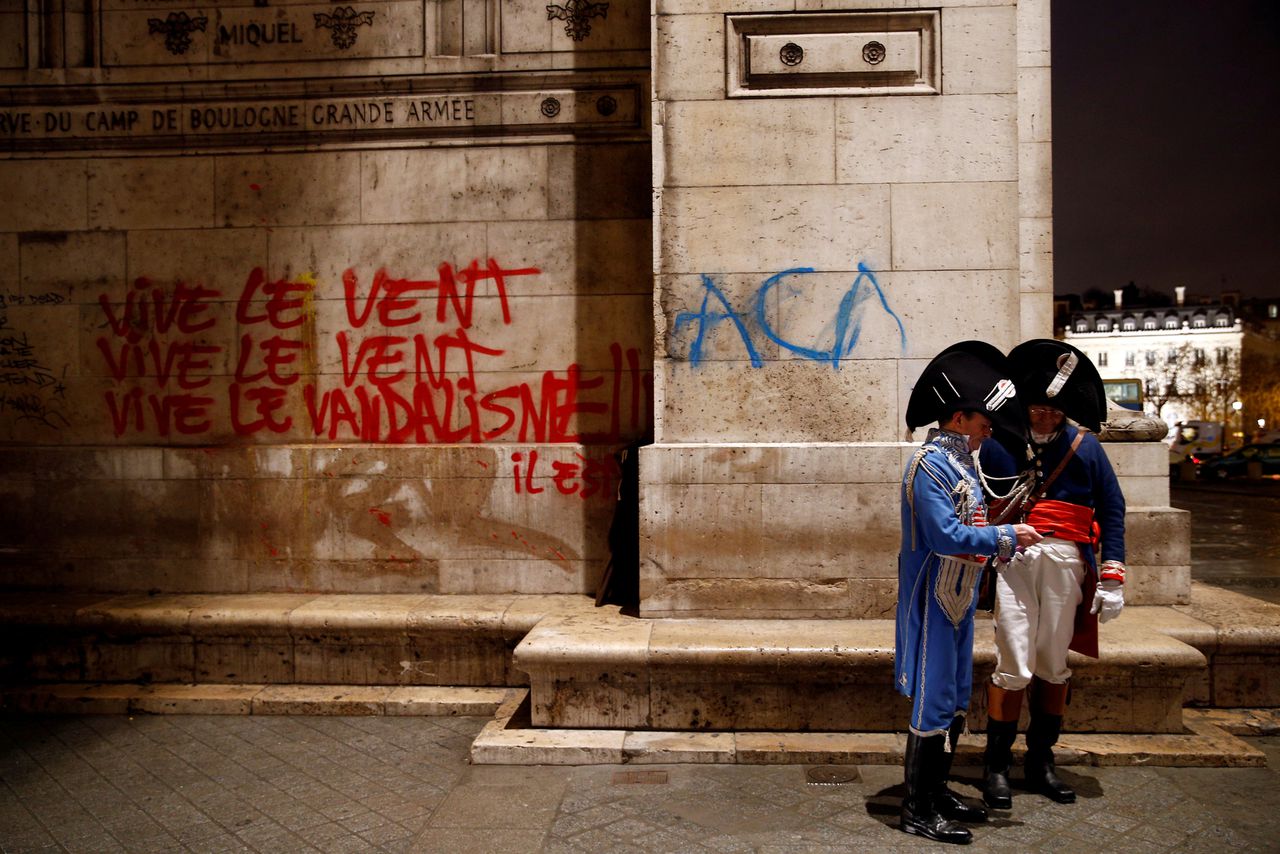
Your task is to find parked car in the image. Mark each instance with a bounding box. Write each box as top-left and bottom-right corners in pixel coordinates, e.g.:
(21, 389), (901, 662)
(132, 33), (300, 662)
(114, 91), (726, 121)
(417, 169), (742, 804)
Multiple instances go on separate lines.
(1198, 442), (1280, 479)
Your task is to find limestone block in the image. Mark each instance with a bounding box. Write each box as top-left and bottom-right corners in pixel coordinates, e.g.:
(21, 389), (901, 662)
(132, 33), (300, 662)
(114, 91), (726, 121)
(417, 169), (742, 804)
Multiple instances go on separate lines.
(85, 639), (195, 683)
(19, 231), (127, 303)
(292, 641), (416, 685)
(1102, 442), (1168, 477)
(196, 638), (294, 683)
(547, 143), (652, 221)
(470, 723), (627, 765)
(655, 15), (725, 101)
(216, 152), (361, 228)
(485, 219), (652, 296)
(1126, 565), (1191, 607)
(765, 269), (1017, 362)
(361, 146), (550, 222)
(162, 445), (310, 480)
(660, 273), (782, 364)
(267, 222), (490, 289)
(1018, 141), (1053, 219)
(87, 157), (216, 230)
(385, 686), (514, 715)
(622, 731), (735, 763)
(514, 613), (653, 728)
(403, 594), (511, 684)
(639, 442), (904, 485)
(1017, 66), (1052, 142)
(436, 559), (600, 597)
(659, 184), (890, 276)
(131, 684), (263, 715)
(657, 359), (898, 443)
(656, 0), (785, 14)
(640, 577), (851, 619)
(0, 160), (89, 231)
(664, 100), (836, 187)
(835, 95), (1015, 184)
(1019, 217), (1053, 294)
(647, 619), (898, 730)
(1019, 289), (1053, 342)
(500, 595), (604, 641)
(1124, 506), (1190, 571)
(1016, 0), (1051, 68)
(940, 5), (1016, 95)
(251, 685), (391, 715)
(890, 182), (1017, 271)
(470, 293), (650, 372)
(501, 0), (646, 53)
(247, 558), (435, 594)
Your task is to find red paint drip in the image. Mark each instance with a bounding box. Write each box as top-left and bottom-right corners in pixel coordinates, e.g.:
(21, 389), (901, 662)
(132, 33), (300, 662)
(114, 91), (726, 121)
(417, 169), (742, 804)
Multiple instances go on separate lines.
(249, 183), (261, 191)
(369, 507), (392, 526)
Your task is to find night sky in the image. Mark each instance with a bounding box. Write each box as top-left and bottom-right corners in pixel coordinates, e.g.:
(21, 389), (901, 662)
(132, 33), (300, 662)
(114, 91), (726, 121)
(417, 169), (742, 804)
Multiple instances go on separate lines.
(1051, 1), (1280, 300)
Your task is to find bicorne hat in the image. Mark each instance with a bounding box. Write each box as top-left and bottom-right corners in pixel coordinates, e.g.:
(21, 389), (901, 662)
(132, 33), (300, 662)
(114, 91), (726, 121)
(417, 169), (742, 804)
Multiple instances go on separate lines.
(1006, 339), (1106, 433)
(905, 341), (1025, 445)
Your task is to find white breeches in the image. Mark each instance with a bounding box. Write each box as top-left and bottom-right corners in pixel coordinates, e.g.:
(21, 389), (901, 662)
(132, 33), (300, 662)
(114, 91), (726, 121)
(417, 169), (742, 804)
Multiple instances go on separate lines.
(991, 537), (1085, 691)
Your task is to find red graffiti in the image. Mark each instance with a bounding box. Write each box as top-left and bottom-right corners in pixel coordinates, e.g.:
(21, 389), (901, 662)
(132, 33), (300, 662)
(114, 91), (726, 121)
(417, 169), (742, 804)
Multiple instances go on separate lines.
(93, 259), (653, 444)
(512, 448), (621, 501)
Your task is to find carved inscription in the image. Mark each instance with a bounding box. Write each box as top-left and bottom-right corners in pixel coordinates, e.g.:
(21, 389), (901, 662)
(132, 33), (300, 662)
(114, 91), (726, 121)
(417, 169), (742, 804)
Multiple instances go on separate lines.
(0, 90), (634, 147)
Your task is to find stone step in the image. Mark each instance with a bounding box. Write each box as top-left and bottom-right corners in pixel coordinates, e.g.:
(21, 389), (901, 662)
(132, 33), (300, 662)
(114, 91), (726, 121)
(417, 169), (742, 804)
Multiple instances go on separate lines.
(0, 592), (607, 687)
(470, 692), (1269, 768)
(0, 683), (518, 716)
(513, 608), (1207, 734)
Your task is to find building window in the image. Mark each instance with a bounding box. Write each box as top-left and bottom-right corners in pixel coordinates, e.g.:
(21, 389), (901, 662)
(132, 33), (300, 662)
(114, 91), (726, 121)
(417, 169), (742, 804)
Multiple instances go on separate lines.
(1096, 319), (1110, 332)
(1165, 315), (1180, 329)
(1075, 320), (1089, 332)
(1122, 317), (1136, 331)
(1145, 379), (1157, 396)
(1143, 317), (1157, 330)
(1214, 314), (1230, 327)
(1165, 383), (1176, 396)
(1146, 351), (1157, 366)
(1125, 351), (1135, 366)
(1098, 352), (1108, 366)
(1195, 382), (1205, 396)
(1270, 304), (1278, 319)
(1216, 347), (1231, 365)
(1192, 315), (1207, 328)
(1167, 348), (1178, 363)
(1194, 348), (1206, 365)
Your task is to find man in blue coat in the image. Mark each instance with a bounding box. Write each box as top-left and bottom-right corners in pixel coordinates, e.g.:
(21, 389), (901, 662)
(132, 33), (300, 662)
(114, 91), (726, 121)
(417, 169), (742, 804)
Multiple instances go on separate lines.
(974, 340), (1127, 810)
(898, 342), (1042, 845)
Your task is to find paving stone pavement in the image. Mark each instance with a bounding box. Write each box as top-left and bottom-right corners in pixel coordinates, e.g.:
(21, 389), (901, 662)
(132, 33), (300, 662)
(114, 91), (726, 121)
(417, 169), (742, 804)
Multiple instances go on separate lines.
(2, 715), (1278, 853)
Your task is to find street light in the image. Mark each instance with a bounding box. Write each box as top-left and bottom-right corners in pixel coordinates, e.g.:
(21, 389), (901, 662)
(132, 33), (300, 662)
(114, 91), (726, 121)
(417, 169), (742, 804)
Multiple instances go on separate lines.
(1232, 400), (1243, 446)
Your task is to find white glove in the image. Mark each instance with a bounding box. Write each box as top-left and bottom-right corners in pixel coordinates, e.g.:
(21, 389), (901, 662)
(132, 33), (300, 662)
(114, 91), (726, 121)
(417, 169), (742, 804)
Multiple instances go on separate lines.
(1091, 580), (1124, 623)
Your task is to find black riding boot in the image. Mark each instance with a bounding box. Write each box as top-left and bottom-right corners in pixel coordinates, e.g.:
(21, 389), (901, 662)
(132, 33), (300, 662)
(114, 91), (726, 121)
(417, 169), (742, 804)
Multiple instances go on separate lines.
(934, 716), (987, 823)
(982, 718), (1018, 810)
(1025, 711), (1075, 804)
(901, 732), (973, 845)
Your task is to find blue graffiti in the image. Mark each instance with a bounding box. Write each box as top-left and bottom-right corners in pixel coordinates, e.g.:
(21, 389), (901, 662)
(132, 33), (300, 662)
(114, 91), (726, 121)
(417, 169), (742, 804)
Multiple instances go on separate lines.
(673, 262), (906, 369)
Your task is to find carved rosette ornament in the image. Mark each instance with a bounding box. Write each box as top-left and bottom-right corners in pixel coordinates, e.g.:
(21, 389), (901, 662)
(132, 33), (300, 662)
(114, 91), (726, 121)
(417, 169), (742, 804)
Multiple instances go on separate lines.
(546, 0), (609, 41)
(314, 6), (376, 50)
(862, 40), (886, 65)
(147, 11), (209, 56)
(779, 42), (804, 66)
(540, 98), (561, 118)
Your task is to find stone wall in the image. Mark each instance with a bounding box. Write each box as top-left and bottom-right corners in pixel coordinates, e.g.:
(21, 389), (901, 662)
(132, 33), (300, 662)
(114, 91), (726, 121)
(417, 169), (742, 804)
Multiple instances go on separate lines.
(0, 0), (652, 595)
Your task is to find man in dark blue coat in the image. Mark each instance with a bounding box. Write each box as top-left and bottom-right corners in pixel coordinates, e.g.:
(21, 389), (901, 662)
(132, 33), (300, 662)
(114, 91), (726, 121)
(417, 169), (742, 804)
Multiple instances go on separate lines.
(974, 340), (1127, 811)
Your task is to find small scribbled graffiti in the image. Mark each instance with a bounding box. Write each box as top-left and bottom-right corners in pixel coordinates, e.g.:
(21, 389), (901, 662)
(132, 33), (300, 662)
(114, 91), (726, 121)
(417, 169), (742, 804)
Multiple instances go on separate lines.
(0, 293), (70, 430)
(674, 261), (906, 368)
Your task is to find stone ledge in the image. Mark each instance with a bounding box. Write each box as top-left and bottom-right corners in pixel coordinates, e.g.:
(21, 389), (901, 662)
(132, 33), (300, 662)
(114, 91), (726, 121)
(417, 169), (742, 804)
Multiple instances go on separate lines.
(0, 592), (607, 686)
(0, 683), (519, 716)
(515, 610), (1207, 732)
(471, 697), (1266, 768)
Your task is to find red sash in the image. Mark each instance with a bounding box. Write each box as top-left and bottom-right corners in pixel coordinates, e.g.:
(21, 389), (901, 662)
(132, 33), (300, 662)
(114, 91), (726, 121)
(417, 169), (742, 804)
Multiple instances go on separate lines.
(1026, 500), (1097, 545)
